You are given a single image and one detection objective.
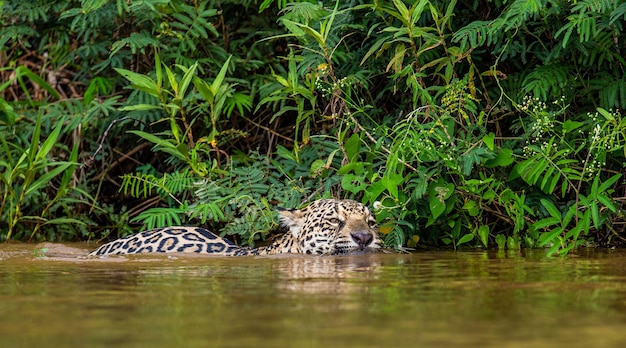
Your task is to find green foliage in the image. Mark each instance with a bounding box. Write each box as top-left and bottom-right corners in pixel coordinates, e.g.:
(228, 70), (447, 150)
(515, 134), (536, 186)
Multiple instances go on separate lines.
(1, 0), (624, 254)
(0, 106), (94, 241)
(118, 142), (337, 245)
(358, 0), (465, 108)
(453, 0), (626, 108)
(116, 51), (245, 175)
(534, 172), (621, 256)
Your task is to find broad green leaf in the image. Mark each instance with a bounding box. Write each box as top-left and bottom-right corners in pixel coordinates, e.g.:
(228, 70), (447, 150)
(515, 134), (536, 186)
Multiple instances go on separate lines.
(420, 56), (450, 72)
(364, 181), (387, 204)
(310, 159), (325, 176)
(387, 44), (406, 72)
(128, 130), (180, 156)
(495, 234), (506, 249)
(477, 225), (489, 247)
(528, 157), (548, 184)
(164, 64), (178, 93)
(320, 1), (339, 42)
(411, 0), (430, 26)
(547, 242), (562, 256)
(344, 133), (361, 162)
(81, 0), (107, 12)
(428, 180), (454, 219)
(59, 141), (79, 192)
(155, 49), (162, 88)
(597, 107), (614, 121)
(381, 174), (400, 200)
(176, 62), (197, 98)
(361, 36), (389, 66)
(115, 68), (159, 96)
(336, 161), (365, 175)
(547, 173), (561, 196)
(170, 118), (181, 144)
(391, 0), (410, 24)
(541, 165), (556, 193)
(119, 104), (161, 111)
(598, 173), (622, 193)
(210, 55), (232, 97)
(538, 227), (562, 247)
(462, 200), (480, 216)
(507, 236), (519, 249)
(591, 201), (600, 229)
(15, 66), (61, 100)
(555, 23), (575, 48)
(562, 204), (578, 228)
(0, 98), (17, 125)
(483, 132), (495, 150)
(429, 192), (445, 220)
(28, 115), (42, 163)
(597, 195), (617, 212)
(324, 149), (339, 171)
(341, 174), (366, 194)
(194, 77), (214, 102)
(563, 120), (583, 133)
(25, 162), (73, 196)
(36, 119), (64, 162)
(43, 217), (87, 226)
(275, 145), (297, 162)
(540, 198), (561, 219)
(564, 224), (584, 240)
(533, 217), (561, 230)
(485, 148), (513, 168)
(457, 233), (474, 246)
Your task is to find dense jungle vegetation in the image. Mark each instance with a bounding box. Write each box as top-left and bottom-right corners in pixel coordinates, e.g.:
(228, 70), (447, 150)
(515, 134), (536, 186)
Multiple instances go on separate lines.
(1, 0), (625, 255)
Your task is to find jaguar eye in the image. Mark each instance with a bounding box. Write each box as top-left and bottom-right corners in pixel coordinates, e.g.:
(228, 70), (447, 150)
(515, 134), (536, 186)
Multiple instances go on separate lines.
(367, 219), (377, 228)
(328, 218), (342, 225)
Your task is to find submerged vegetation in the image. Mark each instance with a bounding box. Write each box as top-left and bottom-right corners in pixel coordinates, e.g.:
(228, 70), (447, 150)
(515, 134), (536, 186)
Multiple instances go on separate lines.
(0, 0), (624, 254)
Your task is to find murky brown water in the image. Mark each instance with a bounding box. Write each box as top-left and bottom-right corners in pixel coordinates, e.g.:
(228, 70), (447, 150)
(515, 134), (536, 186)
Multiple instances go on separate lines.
(1, 243), (626, 348)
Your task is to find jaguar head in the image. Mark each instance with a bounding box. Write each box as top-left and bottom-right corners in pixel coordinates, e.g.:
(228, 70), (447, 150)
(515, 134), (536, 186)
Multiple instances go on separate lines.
(277, 199), (381, 255)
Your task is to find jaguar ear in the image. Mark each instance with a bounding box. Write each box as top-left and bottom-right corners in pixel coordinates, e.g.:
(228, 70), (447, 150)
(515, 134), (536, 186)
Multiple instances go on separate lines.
(277, 207), (305, 238)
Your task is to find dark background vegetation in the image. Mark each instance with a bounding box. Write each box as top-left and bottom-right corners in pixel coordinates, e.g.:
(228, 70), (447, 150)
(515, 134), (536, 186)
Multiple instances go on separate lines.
(1, 0), (625, 254)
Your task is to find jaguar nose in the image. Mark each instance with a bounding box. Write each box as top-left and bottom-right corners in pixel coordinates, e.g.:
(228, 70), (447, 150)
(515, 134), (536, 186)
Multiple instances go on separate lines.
(351, 232), (373, 248)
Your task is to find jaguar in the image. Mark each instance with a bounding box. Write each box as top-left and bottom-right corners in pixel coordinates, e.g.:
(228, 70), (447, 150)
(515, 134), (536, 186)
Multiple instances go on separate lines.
(89, 199), (381, 256)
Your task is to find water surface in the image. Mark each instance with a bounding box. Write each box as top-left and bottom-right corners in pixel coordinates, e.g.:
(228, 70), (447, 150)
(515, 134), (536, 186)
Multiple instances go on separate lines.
(1, 243), (626, 347)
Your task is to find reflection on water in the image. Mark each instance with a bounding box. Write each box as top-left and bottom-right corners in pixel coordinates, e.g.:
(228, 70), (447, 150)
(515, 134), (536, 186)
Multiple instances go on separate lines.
(1, 244), (626, 347)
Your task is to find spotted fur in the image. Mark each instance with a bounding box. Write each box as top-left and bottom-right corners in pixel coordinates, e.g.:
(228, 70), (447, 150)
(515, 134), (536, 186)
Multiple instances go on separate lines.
(89, 199), (381, 256)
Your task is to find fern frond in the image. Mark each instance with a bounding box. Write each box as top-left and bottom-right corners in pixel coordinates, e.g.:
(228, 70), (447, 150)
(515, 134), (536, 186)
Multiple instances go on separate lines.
(259, 0), (290, 12)
(609, 2), (626, 24)
(573, 0), (618, 14)
(110, 31), (159, 56)
(502, 0), (546, 31)
(522, 64), (570, 100)
(165, 170), (196, 195)
(169, 0), (219, 53)
(219, 166), (270, 198)
(120, 172), (157, 198)
(452, 20), (492, 50)
(188, 202), (225, 224)
(556, 0), (621, 47)
(597, 77), (626, 109)
(279, 2), (329, 24)
(575, 31), (625, 67)
(120, 170), (195, 202)
(514, 141), (582, 197)
(194, 179), (227, 202)
(131, 206), (184, 230)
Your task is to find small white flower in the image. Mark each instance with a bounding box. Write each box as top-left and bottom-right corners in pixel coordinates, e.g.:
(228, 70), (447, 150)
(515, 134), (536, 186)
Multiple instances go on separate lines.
(373, 201), (383, 211)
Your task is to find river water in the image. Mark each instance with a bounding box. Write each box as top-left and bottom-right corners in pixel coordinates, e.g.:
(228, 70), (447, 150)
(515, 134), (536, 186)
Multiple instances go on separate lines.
(1, 243), (626, 348)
